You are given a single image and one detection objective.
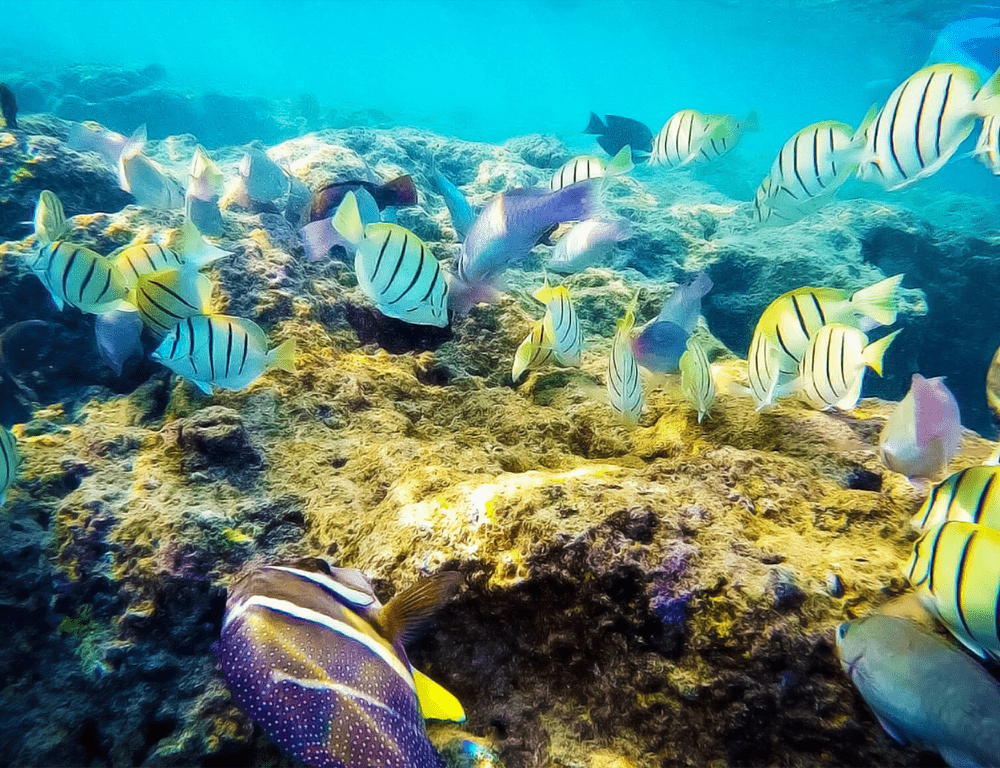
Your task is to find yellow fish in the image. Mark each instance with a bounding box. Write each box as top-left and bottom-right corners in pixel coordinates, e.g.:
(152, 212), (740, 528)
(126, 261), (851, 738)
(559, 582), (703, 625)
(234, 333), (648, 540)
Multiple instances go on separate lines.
(549, 146), (632, 191)
(30, 242), (132, 314)
(912, 466), (1000, 531)
(535, 283), (583, 367)
(33, 190), (67, 245)
(511, 319), (554, 381)
(607, 293), (643, 428)
(680, 336), (714, 423)
(795, 324), (898, 411)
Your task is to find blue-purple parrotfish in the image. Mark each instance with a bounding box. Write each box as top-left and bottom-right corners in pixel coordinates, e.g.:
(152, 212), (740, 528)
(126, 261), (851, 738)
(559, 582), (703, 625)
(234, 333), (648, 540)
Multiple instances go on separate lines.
(450, 182), (598, 313)
(631, 273), (712, 374)
(217, 559), (465, 768)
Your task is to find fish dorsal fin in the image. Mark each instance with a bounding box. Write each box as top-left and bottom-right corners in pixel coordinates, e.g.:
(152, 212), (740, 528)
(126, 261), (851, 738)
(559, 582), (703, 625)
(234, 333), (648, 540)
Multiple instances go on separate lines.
(412, 669), (466, 722)
(374, 571), (462, 646)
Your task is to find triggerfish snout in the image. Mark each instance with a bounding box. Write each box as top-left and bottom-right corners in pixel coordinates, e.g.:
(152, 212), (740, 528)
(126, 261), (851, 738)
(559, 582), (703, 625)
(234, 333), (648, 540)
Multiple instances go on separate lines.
(217, 559), (465, 768)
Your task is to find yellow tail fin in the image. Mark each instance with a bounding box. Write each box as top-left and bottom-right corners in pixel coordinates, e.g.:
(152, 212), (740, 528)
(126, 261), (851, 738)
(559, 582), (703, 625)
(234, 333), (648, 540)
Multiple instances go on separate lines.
(332, 191), (364, 247)
(412, 669), (466, 723)
(267, 338), (296, 374)
(850, 273), (904, 327)
(862, 329), (901, 377)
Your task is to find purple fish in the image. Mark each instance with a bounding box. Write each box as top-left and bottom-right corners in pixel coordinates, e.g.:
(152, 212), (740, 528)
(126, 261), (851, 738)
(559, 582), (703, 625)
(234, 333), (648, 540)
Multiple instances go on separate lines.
(631, 273), (713, 373)
(451, 182), (599, 313)
(217, 559), (463, 768)
(880, 374), (962, 480)
(95, 309), (144, 376)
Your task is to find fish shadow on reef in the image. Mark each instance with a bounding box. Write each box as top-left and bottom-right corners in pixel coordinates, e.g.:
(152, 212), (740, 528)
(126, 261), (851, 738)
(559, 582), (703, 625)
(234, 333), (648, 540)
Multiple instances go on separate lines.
(344, 304), (452, 355)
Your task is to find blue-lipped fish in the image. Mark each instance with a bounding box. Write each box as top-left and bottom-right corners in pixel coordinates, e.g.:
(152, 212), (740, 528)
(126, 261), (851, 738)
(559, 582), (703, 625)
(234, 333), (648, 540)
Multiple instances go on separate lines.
(880, 374), (962, 480)
(151, 314), (295, 394)
(30, 242), (133, 314)
(33, 190), (68, 245)
(0, 426), (20, 506)
(904, 519), (1000, 661)
(607, 293), (644, 428)
(651, 109), (757, 168)
(333, 191), (449, 328)
(794, 324), (899, 411)
(547, 218), (631, 274)
(911, 466), (1000, 532)
(836, 613), (1000, 768)
(186, 145), (225, 236)
(511, 319), (554, 382)
(974, 114), (1000, 175)
(535, 283), (583, 367)
(548, 146), (632, 191)
(857, 63), (1000, 191)
(680, 336), (714, 424)
(217, 559), (465, 768)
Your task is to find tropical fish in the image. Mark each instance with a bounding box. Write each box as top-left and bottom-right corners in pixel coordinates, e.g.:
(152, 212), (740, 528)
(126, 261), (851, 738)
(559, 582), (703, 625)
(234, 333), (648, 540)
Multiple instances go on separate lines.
(333, 192), (449, 328)
(67, 122), (142, 169)
(511, 319), (554, 382)
(547, 218), (631, 274)
(631, 273), (713, 374)
(130, 268), (213, 339)
(0, 82), (17, 129)
(429, 163), (475, 241)
(310, 176), (418, 223)
(119, 137), (185, 210)
(752, 112), (875, 226)
(680, 336), (714, 424)
(234, 143), (289, 206)
(33, 190), (67, 245)
(284, 169), (313, 228)
(924, 16), (1000, 83)
(856, 63), (1000, 191)
(535, 283), (583, 367)
(584, 112), (653, 160)
(451, 183), (598, 313)
(794, 324), (899, 411)
(151, 314), (295, 394)
(836, 612), (1000, 768)
(905, 519), (1000, 661)
(548, 146), (633, 192)
(880, 374), (962, 480)
(0, 426), (19, 506)
(186, 145), (225, 236)
(651, 109), (758, 168)
(974, 114), (1000, 174)
(113, 219), (229, 286)
(607, 293), (644, 428)
(301, 187), (382, 261)
(217, 559), (464, 768)
(746, 329), (792, 410)
(94, 309), (144, 376)
(30, 242), (133, 314)
(912, 466), (1000, 532)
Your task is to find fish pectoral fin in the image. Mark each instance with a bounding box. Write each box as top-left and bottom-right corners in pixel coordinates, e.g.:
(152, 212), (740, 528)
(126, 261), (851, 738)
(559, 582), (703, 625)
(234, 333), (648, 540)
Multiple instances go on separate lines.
(375, 571), (463, 645)
(412, 669), (466, 723)
(872, 712), (909, 746)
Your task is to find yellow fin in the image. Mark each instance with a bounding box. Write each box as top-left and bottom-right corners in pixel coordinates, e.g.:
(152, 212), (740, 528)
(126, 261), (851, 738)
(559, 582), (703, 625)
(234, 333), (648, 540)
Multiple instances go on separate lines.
(605, 145), (633, 176)
(332, 190), (364, 247)
(862, 329), (901, 377)
(267, 338), (296, 374)
(413, 669), (466, 722)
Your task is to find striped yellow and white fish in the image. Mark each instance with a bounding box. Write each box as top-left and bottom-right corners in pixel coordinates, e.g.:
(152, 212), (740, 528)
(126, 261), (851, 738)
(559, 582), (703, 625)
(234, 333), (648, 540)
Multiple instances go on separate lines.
(334, 191), (448, 327)
(535, 283), (583, 367)
(217, 559), (464, 768)
(912, 466), (1000, 532)
(548, 145), (632, 191)
(511, 319), (554, 381)
(113, 219), (229, 286)
(151, 314), (295, 394)
(746, 327), (794, 409)
(651, 110), (757, 168)
(130, 269), (213, 339)
(33, 190), (67, 245)
(680, 336), (715, 423)
(905, 520), (1000, 661)
(607, 294), (643, 428)
(857, 63), (1000, 191)
(795, 324), (899, 411)
(974, 114), (1000, 175)
(0, 426), (20, 507)
(30, 242), (133, 314)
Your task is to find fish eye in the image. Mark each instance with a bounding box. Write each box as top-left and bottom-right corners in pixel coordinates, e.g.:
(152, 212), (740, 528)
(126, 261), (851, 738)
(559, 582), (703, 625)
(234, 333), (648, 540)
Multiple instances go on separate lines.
(836, 623), (849, 641)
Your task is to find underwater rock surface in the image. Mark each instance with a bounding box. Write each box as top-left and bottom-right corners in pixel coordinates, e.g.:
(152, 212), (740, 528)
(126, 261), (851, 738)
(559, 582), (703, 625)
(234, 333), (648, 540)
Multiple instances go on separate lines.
(2, 111), (1000, 768)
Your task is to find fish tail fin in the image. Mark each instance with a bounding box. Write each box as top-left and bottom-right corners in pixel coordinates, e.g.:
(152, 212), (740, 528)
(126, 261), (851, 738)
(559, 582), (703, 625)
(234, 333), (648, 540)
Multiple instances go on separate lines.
(177, 218), (230, 268)
(376, 571), (463, 646)
(332, 191), (365, 247)
(381, 174), (418, 207)
(584, 112), (605, 134)
(850, 273), (904, 326)
(974, 66), (1000, 117)
(862, 330), (900, 377)
(124, 124), (147, 156)
(413, 669), (466, 723)
(267, 338), (296, 374)
(606, 145), (634, 176)
(741, 110), (761, 133)
(855, 103), (879, 143)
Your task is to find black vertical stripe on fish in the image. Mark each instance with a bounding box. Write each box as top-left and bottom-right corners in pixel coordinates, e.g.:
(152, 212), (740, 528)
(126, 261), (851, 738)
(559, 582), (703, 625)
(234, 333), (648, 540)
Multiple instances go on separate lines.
(169, 328), (182, 358)
(812, 129), (826, 189)
(371, 230), (394, 282)
(387, 242), (424, 305)
(207, 318), (217, 380)
(954, 530), (977, 640)
(557, 298), (574, 347)
(936, 74), (953, 159)
(419, 261), (442, 303)
(187, 318), (198, 374)
(97, 269), (112, 305)
(383, 233), (409, 294)
(837, 328), (847, 393)
(775, 325), (797, 362)
(945, 468), (970, 519)
(684, 114), (693, 159)
(150, 278), (199, 310)
(810, 292), (826, 326)
(829, 128), (837, 177)
(144, 247), (158, 273)
(791, 295), (810, 340)
(139, 287), (180, 330)
(239, 329), (250, 376)
(78, 259), (97, 303)
(887, 79), (910, 180)
(925, 522), (950, 590)
(225, 322), (234, 378)
(973, 474), (997, 523)
(61, 249), (78, 301)
(824, 326), (837, 404)
(914, 73), (935, 169)
(792, 136), (809, 196)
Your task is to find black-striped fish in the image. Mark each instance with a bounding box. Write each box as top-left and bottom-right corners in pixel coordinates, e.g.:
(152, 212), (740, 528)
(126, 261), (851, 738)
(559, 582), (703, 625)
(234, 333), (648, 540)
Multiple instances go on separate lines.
(746, 327), (792, 410)
(912, 466), (1000, 532)
(30, 242), (132, 314)
(217, 559), (465, 768)
(680, 336), (714, 424)
(548, 146), (632, 191)
(334, 192), (449, 327)
(150, 314), (295, 394)
(511, 319), (554, 382)
(0, 426), (20, 506)
(131, 269), (213, 339)
(904, 520), (1000, 661)
(113, 219), (229, 286)
(974, 114), (1000, 175)
(33, 190), (67, 245)
(795, 324), (899, 411)
(651, 110), (757, 169)
(857, 63), (1000, 191)
(607, 294), (643, 428)
(535, 283), (582, 367)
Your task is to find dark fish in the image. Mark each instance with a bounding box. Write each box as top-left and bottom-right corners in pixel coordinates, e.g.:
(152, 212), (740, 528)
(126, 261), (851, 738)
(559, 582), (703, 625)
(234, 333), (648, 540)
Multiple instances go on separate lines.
(309, 176), (418, 222)
(0, 83), (17, 130)
(217, 559), (465, 768)
(584, 112), (652, 160)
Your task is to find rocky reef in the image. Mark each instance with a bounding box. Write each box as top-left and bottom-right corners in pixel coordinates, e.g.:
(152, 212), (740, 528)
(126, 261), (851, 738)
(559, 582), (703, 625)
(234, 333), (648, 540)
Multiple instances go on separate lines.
(2, 99), (1000, 768)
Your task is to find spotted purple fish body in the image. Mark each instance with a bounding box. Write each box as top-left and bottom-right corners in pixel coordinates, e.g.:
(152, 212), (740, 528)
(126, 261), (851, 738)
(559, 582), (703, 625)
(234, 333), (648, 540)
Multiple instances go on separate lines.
(217, 563), (442, 768)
